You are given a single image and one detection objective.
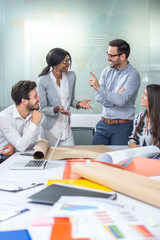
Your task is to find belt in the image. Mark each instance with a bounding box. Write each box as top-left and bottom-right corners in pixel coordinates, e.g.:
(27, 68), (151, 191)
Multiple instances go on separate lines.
(101, 117), (132, 124)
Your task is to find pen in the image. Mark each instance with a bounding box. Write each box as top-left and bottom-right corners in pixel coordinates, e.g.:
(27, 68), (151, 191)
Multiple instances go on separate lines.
(95, 198), (134, 209)
(19, 208), (30, 214)
(16, 183), (44, 192)
(58, 106), (69, 111)
(58, 107), (65, 112)
(103, 199), (135, 210)
(58, 107), (71, 115)
(20, 152), (33, 156)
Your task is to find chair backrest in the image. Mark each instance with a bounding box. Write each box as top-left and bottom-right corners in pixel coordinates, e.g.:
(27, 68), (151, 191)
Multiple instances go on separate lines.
(71, 127), (95, 145)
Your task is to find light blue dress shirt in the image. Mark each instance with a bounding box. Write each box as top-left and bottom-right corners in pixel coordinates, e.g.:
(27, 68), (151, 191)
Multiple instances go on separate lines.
(95, 63), (140, 120)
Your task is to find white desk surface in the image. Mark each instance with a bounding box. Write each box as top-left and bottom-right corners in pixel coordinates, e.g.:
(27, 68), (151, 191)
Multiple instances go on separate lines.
(0, 146), (159, 240)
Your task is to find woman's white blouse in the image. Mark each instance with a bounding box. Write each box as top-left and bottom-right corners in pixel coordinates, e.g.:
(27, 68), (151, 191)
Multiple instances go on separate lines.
(49, 71), (71, 140)
(128, 112), (152, 146)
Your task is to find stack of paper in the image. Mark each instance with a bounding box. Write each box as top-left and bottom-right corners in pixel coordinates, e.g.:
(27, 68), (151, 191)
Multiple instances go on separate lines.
(47, 196), (158, 240)
(98, 145), (160, 166)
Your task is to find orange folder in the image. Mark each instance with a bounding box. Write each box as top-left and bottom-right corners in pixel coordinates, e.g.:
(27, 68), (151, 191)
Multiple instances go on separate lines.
(63, 156), (160, 180)
(63, 159), (86, 179)
(63, 159), (124, 179)
(125, 156), (160, 177)
(50, 217), (90, 240)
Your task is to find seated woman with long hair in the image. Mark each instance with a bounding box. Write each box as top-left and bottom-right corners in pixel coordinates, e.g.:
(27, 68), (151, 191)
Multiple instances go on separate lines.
(128, 84), (160, 148)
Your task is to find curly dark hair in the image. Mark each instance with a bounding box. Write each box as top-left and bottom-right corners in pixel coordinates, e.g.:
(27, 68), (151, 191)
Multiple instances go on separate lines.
(11, 80), (37, 105)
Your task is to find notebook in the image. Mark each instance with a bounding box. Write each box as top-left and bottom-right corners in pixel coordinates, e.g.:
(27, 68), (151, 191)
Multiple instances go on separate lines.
(28, 183), (117, 205)
(9, 136), (61, 170)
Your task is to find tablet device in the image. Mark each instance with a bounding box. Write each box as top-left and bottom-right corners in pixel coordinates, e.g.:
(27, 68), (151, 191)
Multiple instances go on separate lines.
(28, 183), (117, 205)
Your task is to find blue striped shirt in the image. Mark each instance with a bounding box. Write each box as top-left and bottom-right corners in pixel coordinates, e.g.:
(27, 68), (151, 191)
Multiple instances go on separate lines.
(95, 63), (140, 119)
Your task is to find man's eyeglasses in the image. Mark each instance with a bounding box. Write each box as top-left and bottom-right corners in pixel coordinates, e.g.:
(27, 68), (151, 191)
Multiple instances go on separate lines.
(61, 59), (71, 65)
(106, 52), (123, 59)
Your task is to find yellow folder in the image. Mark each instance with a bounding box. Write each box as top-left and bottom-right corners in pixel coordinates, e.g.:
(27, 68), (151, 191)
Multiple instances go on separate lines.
(47, 179), (114, 192)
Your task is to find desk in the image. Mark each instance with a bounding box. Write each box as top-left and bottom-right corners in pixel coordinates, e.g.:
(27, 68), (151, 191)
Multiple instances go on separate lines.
(0, 146), (159, 240)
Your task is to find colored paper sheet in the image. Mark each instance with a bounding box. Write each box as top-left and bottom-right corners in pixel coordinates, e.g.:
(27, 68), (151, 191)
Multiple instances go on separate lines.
(50, 217), (90, 240)
(32, 217), (54, 226)
(47, 179), (114, 192)
(125, 156), (160, 177)
(145, 216), (159, 227)
(0, 229), (32, 240)
(130, 225), (155, 237)
(50, 217), (71, 240)
(61, 204), (97, 211)
(63, 159), (86, 179)
(107, 225), (125, 238)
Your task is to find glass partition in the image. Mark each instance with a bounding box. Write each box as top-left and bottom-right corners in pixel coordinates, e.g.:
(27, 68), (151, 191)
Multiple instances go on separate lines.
(0, 0), (159, 115)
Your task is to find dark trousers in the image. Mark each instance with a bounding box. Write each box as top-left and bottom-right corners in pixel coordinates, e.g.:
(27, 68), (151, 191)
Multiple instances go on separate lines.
(92, 120), (133, 145)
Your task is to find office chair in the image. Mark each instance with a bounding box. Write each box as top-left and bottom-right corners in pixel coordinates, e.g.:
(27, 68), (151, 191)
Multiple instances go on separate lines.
(71, 127), (95, 145)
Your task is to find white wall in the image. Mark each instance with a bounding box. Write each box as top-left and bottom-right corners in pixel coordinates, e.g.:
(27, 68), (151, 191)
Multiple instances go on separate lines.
(71, 114), (101, 128)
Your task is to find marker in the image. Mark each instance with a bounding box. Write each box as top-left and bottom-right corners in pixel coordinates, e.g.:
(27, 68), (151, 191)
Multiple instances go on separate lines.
(58, 107), (65, 112)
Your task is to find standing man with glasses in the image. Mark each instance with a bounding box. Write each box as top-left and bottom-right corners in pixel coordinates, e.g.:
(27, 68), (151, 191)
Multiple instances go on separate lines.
(89, 39), (140, 145)
(0, 80), (42, 162)
(38, 48), (93, 146)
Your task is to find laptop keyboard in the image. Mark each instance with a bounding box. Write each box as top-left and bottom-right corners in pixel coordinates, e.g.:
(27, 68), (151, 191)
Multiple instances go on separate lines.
(25, 160), (45, 167)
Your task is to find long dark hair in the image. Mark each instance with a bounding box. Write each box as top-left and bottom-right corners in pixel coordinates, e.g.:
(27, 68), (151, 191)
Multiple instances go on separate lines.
(134, 84), (160, 146)
(38, 48), (72, 77)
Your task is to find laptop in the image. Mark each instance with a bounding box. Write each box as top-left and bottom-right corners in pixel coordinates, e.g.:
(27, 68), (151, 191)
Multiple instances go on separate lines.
(9, 136), (61, 170)
(9, 159), (48, 170)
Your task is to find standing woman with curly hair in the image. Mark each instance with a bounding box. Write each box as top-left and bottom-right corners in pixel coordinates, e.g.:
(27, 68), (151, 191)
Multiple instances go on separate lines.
(128, 84), (160, 148)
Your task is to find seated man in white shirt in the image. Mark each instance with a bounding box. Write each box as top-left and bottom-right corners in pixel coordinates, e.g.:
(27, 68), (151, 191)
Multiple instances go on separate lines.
(0, 80), (43, 162)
